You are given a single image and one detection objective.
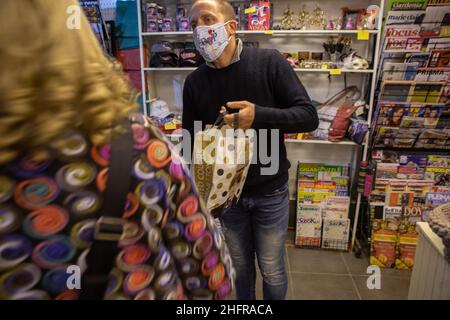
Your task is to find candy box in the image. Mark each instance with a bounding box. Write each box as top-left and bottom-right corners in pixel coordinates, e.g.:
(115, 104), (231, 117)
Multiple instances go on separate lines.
(395, 221), (418, 270)
(371, 239), (397, 268)
(178, 18), (190, 31)
(245, 1), (272, 31)
(370, 219), (398, 268)
(147, 18), (159, 32)
(161, 18), (173, 32)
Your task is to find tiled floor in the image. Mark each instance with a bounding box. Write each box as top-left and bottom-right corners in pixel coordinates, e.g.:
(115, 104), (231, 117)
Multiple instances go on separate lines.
(247, 231), (412, 300)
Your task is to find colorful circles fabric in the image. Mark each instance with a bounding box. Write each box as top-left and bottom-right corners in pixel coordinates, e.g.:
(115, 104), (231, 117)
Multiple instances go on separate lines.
(0, 176), (15, 204)
(0, 206), (22, 235)
(63, 191), (101, 218)
(14, 177), (59, 210)
(52, 131), (88, 161)
(0, 114), (234, 300)
(23, 205), (69, 239)
(56, 162), (96, 192)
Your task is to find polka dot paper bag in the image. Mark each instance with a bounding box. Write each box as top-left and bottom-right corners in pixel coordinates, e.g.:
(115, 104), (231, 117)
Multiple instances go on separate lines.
(193, 125), (253, 217)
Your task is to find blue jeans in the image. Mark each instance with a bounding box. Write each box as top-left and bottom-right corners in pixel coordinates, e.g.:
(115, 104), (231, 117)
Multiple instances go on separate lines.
(219, 182), (289, 300)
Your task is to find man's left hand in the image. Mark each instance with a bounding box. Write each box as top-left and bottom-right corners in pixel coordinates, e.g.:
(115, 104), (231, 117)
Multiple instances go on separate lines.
(223, 101), (255, 129)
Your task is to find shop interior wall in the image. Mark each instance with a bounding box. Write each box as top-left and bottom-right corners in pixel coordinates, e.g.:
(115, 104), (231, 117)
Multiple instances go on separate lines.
(144, 0), (378, 227)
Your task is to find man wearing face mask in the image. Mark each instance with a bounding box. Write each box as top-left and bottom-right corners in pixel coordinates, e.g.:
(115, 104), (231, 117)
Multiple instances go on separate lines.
(182, 0), (319, 300)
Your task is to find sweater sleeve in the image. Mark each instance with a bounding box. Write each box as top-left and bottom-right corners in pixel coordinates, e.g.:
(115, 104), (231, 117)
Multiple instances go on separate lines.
(182, 75), (198, 154)
(252, 50), (319, 133)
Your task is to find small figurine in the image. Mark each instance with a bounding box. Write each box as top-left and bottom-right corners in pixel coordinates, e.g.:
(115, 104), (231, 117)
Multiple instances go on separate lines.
(364, 5), (379, 29)
(280, 5), (295, 30)
(297, 5), (309, 30)
(325, 19), (334, 30)
(334, 17), (342, 30)
(345, 16), (355, 30)
(308, 4), (327, 29)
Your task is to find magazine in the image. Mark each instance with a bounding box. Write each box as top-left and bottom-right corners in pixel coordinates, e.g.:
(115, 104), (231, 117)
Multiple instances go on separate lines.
(383, 62), (420, 80)
(322, 196), (350, 219)
(385, 25), (421, 37)
(385, 10), (426, 26)
(385, 191), (415, 206)
(388, 0), (428, 11)
(376, 163), (400, 179)
(405, 52), (431, 67)
(79, 0), (108, 51)
(428, 50), (450, 68)
(401, 206), (424, 222)
(427, 155), (450, 167)
(427, 38), (450, 51)
(321, 218), (350, 251)
(420, 5), (449, 37)
(295, 204), (322, 248)
(399, 154), (428, 167)
(383, 206), (403, 220)
(425, 192), (450, 205)
(424, 167), (450, 185)
(400, 116), (425, 128)
(415, 68), (450, 82)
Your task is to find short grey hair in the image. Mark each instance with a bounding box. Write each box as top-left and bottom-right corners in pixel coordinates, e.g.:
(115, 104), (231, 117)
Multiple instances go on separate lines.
(192, 0), (236, 21)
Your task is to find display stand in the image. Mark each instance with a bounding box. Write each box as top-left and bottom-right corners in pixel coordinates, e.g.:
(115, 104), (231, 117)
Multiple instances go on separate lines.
(362, 0), (450, 269)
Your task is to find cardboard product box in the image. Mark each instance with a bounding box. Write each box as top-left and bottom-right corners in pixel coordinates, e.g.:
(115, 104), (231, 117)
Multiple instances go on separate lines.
(245, 1), (272, 31)
(395, 221), (419, 270)
(370, 219), (399, 268)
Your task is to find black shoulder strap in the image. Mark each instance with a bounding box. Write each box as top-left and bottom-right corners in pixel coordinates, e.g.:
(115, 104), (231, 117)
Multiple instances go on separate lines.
(80, 120), (134, 300)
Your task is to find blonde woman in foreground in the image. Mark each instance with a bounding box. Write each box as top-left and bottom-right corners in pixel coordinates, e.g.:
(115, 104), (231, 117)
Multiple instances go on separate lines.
(0, 0), (233, 300)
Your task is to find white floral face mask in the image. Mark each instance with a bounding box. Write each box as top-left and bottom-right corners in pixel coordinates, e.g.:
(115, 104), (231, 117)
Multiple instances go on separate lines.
(193, 21), (232, 62)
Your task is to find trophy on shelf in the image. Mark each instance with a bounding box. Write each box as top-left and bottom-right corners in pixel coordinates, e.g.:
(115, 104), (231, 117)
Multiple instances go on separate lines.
(297, 5), (309, 30)
(308, 4), (327, 30)
(279, 5), (295, 30)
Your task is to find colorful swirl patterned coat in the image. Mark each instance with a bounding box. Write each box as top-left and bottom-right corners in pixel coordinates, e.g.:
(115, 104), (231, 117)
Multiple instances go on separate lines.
(0, 114), (234, 300)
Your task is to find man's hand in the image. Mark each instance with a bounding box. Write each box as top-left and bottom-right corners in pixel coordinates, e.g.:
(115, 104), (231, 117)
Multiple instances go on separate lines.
(223, 101), (256, 129)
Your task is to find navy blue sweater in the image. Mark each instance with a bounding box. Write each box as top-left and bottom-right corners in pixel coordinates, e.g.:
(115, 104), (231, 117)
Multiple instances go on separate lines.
(183, 46), (319, 197)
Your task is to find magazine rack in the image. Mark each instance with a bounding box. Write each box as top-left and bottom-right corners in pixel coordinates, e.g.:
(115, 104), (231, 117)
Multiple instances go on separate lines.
(365, 0), (450, 269)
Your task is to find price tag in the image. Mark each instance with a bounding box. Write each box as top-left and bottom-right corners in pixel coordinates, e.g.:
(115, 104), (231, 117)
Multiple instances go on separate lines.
(321, 64), (328, 70)
(357, 30), (370, 41)
(330, 69), (342, 75)
(164, 123), (177, 130)
(264, 30), (273, 35)
(244, 7), (257, 14)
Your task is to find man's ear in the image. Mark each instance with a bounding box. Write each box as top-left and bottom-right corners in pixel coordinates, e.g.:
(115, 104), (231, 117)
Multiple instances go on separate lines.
(227, 20), (238, 35)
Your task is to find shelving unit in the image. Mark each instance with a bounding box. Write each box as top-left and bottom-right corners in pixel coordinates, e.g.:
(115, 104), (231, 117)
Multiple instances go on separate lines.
(359, 0), (450, 267)
(144, 67), (376, 73)
(285, 139), (359, 146)
(135, 0), (386, 253)
(142, 29), (380, 36)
